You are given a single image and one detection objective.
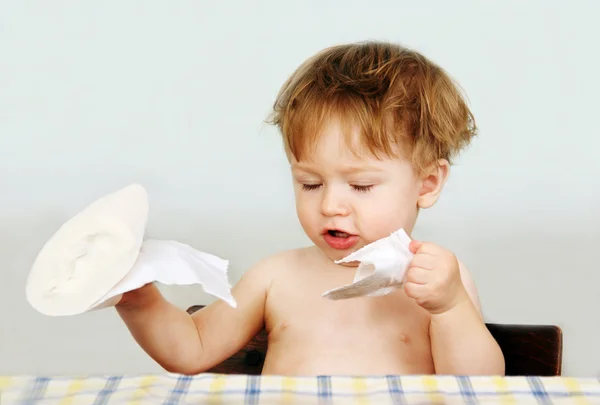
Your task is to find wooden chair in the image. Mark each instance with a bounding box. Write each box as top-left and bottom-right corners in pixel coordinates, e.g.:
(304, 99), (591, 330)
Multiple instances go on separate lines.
(186, 305), (562, 376)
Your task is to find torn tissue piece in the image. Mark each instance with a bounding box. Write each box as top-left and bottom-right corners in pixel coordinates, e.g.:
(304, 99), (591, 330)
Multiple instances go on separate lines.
(322, 228), (413, 300)
(90, 239), (237, 310)
(25, 184), (236, 316)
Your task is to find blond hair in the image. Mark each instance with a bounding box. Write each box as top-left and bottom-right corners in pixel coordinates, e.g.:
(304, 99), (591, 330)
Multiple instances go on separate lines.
(267, 41), (477, 173)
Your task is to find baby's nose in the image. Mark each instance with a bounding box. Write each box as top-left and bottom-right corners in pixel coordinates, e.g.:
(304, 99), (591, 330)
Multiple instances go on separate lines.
(320, 190), (350, 217)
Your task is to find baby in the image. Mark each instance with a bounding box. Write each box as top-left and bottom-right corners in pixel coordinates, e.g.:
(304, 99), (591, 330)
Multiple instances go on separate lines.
(116, 41), (505, 376)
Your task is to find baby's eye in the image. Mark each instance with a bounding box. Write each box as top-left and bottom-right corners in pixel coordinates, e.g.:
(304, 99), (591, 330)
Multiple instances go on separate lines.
(302, 183), (322, 191)
(351, 184), (374, 193)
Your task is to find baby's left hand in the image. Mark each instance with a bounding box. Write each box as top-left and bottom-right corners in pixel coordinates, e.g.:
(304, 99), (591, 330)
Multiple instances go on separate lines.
(403, 240), (469, 314)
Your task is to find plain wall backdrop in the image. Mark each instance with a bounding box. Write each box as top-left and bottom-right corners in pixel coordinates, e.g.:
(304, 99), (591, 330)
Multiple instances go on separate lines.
(1, 0), (598, 377)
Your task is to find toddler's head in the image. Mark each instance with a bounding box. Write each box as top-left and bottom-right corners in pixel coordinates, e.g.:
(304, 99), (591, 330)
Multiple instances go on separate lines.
(269, 41), (476, 262)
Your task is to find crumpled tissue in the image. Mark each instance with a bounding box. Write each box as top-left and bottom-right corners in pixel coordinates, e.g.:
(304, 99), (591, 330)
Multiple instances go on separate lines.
(322, 228), (414, 300)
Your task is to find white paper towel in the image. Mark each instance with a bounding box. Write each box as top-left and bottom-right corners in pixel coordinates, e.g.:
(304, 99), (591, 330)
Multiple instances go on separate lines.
(90, 239), (237, 310)
(25, 184), (236, 316)
(322, 228), (414, 300)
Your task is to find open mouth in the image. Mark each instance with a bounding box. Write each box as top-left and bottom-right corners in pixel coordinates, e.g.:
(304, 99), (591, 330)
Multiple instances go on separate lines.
(327, 230), (352, 238)
(323, 229), (359, 250)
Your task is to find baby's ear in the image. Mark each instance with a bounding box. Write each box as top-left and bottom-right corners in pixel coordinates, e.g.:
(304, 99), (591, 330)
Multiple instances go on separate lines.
(417, 159), (450, 209)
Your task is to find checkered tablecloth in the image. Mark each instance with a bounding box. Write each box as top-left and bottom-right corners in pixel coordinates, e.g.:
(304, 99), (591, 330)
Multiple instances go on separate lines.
(1, 373), (599, 404)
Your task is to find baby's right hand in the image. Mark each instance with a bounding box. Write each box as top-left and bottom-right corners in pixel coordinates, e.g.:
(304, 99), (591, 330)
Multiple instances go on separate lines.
(116, 283), (157, 309)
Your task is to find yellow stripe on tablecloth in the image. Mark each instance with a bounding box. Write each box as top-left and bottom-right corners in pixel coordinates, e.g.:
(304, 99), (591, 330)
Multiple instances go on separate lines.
(351, 376), (370, 405)
(0, 376), (13, 391)
(281, 376), (297, 404)
(421, 375), (445, 404)
(206, 374), (227, 405)
(491, 375), (516, 405)
(57, 377), (85, 405)
(127, 375), (158, 405)
(562, 377), (591, 405)
(0, 376), (14, 403)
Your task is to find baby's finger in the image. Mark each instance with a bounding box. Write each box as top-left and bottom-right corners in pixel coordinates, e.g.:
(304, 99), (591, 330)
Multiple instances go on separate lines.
(403, 281), (428, 300)
(409, 253), (436, 270)
(408, 240), (422, 254)
(411, 241), (440, 256)
(404, 266), (430, 285)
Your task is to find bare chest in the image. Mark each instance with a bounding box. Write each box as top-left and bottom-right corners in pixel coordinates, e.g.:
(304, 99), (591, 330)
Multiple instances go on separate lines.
(262, 272), (432, 375)
(266, 267), (430, 348)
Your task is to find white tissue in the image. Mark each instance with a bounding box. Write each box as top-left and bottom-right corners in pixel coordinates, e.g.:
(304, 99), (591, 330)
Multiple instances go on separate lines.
(25, 184), (236, 316)
(322, 228), (414, 299)
(91, 239), (237, 310)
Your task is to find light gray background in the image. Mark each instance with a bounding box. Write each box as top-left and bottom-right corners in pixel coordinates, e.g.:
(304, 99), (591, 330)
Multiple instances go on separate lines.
(1, 0), (598, 376)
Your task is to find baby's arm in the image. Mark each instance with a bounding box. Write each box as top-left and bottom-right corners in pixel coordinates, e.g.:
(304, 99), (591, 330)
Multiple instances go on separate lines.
(116, 259), (272, 375)
(429, 261), (505, 375)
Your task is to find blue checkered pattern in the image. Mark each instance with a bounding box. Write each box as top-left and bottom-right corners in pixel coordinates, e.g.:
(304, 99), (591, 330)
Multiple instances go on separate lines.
(1, 374), (599, 404)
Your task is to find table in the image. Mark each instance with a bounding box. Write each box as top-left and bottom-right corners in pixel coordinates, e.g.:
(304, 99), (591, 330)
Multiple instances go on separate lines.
(1, 373), (599, 404)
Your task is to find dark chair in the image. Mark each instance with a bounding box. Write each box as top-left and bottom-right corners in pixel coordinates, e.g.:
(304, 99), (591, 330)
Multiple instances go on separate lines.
(486, 323), (562, 376)
(186, 305), (562, 376)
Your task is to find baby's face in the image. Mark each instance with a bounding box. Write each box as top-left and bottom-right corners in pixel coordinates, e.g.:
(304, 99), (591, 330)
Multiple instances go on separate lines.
(290, 119), (425, 264)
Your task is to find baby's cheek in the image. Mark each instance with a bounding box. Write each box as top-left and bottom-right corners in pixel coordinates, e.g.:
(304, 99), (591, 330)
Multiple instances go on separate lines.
(364, 206), (415, 238)
(363, 213), (401, 238)
(296, 206), (318, 233)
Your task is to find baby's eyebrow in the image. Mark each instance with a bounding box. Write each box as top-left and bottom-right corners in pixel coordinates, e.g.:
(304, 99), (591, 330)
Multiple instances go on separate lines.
(291, 163), (314, 171)
(338, 165), (385, 174)
(291, 163), (386, 175)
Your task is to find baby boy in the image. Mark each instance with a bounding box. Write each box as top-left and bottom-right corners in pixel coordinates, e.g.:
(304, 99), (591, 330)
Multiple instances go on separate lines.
(116, 41), (505, 376)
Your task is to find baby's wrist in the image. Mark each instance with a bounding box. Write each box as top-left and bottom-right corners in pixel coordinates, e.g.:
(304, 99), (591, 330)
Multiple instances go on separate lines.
(429, 288), (470, 317)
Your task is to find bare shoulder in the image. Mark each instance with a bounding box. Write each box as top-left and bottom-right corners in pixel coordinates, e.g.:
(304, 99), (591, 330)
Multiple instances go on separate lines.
(457, 259), (482, 315)
(246, 247), (306, 274)
(252, 246), (313, 272)
(253, 248), (306, 269)
(236, 247), (311, 293)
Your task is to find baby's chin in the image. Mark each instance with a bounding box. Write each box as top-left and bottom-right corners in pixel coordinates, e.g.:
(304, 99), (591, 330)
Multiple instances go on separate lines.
(316, 246), (361, 266)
